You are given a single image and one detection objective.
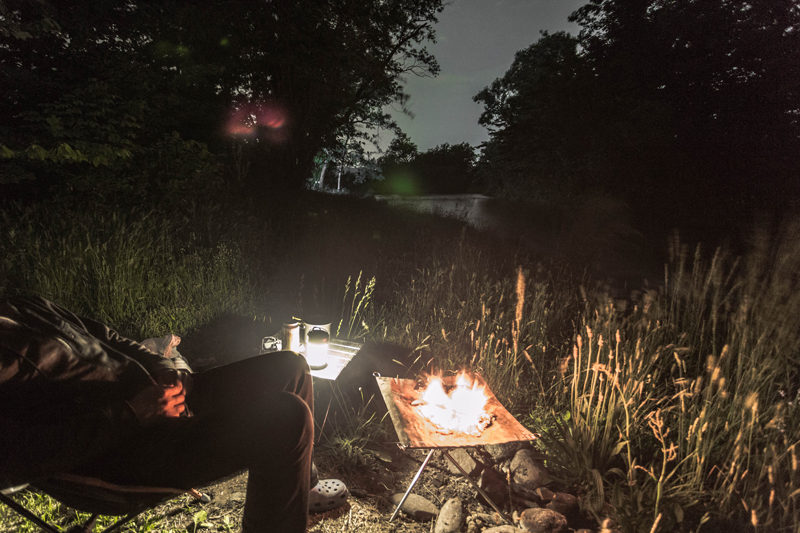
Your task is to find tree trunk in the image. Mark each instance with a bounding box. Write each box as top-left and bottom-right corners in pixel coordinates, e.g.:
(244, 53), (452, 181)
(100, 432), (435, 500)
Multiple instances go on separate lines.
(318, 159), (329, 189)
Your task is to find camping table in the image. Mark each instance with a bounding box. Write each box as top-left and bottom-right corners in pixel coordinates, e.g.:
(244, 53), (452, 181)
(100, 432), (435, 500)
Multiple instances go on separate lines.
(308, 338), (362, 381)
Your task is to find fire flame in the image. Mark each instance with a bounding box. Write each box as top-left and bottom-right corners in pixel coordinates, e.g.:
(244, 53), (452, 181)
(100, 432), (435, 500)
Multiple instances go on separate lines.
(415, 373), (491, 435)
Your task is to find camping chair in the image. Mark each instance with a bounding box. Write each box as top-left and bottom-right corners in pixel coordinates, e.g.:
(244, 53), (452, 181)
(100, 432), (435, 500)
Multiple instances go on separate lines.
(0, 473), (210, 533)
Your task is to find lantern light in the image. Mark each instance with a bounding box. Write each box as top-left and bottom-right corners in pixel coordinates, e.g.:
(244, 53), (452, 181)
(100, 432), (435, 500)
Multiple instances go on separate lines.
(305, 327), (329, 369)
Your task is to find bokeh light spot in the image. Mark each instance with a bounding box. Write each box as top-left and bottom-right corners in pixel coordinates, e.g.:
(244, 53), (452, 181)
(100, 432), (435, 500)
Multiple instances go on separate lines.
(258, 107), (286, 129)
(225, 101), (288, 140)
(385, 172), (420, 195)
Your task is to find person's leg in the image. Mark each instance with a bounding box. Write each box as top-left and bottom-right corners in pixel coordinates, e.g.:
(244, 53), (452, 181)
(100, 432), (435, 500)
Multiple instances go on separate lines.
(79, 352), (315, 532)
(190, 352), (322, 487)
(190, 351), (314, 423)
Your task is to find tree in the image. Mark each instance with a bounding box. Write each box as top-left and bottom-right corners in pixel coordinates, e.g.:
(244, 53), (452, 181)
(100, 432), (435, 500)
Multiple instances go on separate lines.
(0, 1), (226, 203)
(178, 0), (444, 199)
(375, 132), (421, 195)
(413, 142), (475, 194)
(374, 137), (475, 195)
(569, 0), (800, 208)
(475, 32), (614, 200)
(475, 0), (800, 222)
(380, 132), (419, 168)
(1, 0), (445, 203)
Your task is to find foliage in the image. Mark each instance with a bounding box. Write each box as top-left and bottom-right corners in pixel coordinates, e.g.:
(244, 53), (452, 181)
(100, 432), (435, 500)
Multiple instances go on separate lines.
(542, 230), (800, 532)
(475, 31), (598, 200)
(0, 0), (445, 202)
(0, 203), (253, 339)
(155, 0), (444, 197)
(380, 132), (420, 168)
(337, 271), (379, 341)
(1, 189), (799, 531)
(0, 488), (167, 533)
(375, 138), (477, 195)
(475, 0), (800, 228)
(316, 384), (391, 474)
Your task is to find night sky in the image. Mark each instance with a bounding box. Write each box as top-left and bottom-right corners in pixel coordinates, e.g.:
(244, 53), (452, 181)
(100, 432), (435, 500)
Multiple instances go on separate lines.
(388, 0), (585, 151)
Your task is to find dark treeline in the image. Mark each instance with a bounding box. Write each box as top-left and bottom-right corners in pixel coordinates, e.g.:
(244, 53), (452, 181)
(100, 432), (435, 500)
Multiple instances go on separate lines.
(0, 0), (444, 208)
(2, 0), (798, 241)
(475, 0), (800, 237)
(372, 132), (477, 195)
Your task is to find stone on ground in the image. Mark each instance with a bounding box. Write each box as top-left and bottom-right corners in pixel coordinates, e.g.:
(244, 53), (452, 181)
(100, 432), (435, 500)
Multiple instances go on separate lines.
(510, 449), (551, 497)
(466, 511), (505, 533)
(484, 442), (524, 463)
(532, 487), (555, 502)
(518, 507), (568, 533)
(390, 493), (438, 521)
(434, 497), (464, 533)
(478, 466), (509, 508)
(445, 448), (480, 476)
(483, 526), (527, 533)
(545, 492), (578, 515)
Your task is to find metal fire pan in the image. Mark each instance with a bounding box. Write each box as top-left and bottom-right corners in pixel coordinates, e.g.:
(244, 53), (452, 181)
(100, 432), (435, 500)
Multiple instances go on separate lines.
(375, 374), (537, 449)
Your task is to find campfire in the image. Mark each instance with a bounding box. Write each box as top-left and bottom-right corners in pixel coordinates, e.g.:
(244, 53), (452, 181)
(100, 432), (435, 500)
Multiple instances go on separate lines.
(376, 372), (535, 449)
(376, 371), (537, 522)
(411, 373), (493, 436)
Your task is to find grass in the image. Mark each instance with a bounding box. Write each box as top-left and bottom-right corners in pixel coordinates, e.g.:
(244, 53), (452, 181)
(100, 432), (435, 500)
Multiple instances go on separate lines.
(1, 192), (798, 532)
(536, 231), (800, 532)
(0, 202), (254, 339)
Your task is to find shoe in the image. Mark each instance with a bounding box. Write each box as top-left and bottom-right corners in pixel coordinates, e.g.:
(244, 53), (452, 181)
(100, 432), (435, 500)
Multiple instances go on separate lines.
(308, 479), (349, 513)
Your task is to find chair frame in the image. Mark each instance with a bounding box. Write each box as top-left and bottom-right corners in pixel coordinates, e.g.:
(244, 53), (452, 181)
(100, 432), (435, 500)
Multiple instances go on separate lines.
(0, 475), (209, 533)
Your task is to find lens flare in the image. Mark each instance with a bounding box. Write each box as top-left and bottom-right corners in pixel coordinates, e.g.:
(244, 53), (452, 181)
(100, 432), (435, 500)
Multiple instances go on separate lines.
(257, 106), (286, 129)
(225, 107), (256, 137)
(225, 101), (288, 139)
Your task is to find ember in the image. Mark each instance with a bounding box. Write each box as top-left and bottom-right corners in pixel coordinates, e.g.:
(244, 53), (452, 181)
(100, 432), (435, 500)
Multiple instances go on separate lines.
(412, 373), (493, 435)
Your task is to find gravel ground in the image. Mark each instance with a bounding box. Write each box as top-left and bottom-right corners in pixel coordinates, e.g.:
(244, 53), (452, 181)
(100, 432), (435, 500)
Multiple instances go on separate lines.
(117, 445), (494, 532)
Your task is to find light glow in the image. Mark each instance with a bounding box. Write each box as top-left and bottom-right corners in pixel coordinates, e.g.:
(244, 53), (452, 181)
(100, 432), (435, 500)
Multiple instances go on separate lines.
(415, 372), (491, 435)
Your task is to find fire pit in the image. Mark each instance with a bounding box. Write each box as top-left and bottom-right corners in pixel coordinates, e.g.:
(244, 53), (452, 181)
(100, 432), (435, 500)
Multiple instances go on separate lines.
(375, 372), (537, 521)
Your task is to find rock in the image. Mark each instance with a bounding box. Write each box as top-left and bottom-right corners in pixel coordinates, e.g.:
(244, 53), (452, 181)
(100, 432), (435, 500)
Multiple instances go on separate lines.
(445, 448), (481, 476)
(510, 450), (551, 497)
(478, 467), (509, 508)
(434, 498), (464, 533)
(518, 508), (568, 533)
(467, 511), (506, 533)
(484, 442), (524, 463)
(532, 487), (554, 502)
(483, 526), (526, 533)
(545, 492), (578, 516)
(367, 448), (393, 463)
(390, 493), (438, 521)
(514, 497), (539, 509)
(494, 458), (512, 477)
(468, 512), (504, 527)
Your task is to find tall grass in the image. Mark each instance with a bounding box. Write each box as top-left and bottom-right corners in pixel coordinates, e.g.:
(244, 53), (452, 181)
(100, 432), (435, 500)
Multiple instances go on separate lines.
(2, 193), (797, 532)
(336, 271), (379, 340)
(0, 203), (254, 338)
(378, 251), (577, 412)
(539, 229), (800, 532)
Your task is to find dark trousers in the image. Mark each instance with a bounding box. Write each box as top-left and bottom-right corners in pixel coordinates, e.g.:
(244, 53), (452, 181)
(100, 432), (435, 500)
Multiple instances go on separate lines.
(80, 352), (314, 533)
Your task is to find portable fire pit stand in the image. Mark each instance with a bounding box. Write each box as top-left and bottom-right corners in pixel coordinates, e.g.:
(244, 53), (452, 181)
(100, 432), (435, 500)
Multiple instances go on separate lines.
(389, 447), (508, 522)
(374, 374), (537, 523)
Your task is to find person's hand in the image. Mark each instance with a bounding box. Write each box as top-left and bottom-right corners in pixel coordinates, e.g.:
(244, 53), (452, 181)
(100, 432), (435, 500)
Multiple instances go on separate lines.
(126, 380), (187, 425)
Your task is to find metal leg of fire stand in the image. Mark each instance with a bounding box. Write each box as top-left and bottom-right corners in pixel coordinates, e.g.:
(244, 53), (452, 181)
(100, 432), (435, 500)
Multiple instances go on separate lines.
(389, 448), (436, 522)
(442, 449), (511, 524)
